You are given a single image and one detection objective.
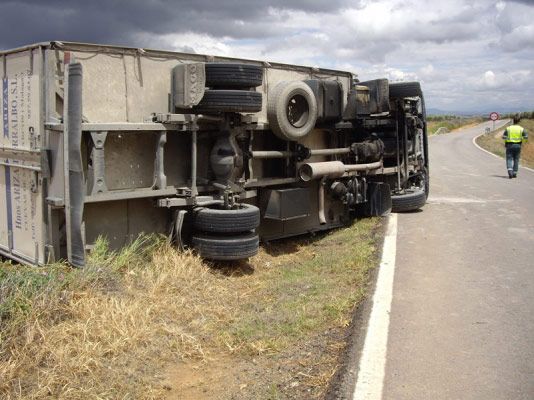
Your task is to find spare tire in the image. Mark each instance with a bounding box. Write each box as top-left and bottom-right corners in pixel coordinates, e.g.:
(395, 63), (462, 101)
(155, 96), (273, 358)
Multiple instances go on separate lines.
(194, 203), (260, 233)
(180, 90), (262, 114)
(389, 82), (422, 98)
(267, 81), (318, 141)
(205, 63), (263, 88)
(192, 232), (259, 260)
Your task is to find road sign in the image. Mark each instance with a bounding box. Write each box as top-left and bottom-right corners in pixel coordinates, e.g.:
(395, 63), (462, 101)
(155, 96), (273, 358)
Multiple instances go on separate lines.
(490, 112), (499, 121)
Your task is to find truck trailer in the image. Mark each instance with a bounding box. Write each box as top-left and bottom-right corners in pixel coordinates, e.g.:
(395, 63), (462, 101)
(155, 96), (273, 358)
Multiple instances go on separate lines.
(0, 41), (429, 266)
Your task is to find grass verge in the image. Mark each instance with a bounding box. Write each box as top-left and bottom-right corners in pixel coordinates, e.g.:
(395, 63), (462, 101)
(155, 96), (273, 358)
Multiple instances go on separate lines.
(1, 218), (381, 399)
(475, 119), (534, 169)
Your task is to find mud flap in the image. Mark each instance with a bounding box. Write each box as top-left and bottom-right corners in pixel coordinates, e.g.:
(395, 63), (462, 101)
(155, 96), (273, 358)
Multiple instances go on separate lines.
(357, 182), (392, 217)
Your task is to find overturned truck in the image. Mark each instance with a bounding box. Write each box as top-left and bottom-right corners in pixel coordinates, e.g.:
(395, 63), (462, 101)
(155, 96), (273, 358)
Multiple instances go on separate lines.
(0, 42), (428, 266)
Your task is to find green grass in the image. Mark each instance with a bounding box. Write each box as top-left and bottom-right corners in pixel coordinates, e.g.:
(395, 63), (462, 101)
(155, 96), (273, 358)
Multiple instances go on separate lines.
(0, 263), (65, 334)
(222, 219), (378, 356)
(0, 235), (159, 326)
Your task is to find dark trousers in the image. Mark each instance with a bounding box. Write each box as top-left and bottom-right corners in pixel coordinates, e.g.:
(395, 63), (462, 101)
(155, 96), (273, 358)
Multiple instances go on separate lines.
(505, 143), (522, 173)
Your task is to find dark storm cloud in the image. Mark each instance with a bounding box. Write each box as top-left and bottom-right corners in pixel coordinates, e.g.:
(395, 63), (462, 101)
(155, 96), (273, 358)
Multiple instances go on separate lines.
(0, 0), (353, 49)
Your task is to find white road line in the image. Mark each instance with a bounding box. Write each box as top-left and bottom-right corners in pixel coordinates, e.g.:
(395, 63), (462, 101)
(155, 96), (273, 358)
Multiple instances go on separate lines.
(353, 213), (398, 400)
(472, 133), (534, 173)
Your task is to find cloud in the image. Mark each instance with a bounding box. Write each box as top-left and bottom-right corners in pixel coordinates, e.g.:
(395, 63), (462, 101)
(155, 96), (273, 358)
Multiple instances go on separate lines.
(494, 3), (534, 55)
(509, 0), (534, 4)
(0, 0), (533, 112)
(0, 0), (352, 48)
(499, 24), (534, 52)
(471, 69), (534, 91)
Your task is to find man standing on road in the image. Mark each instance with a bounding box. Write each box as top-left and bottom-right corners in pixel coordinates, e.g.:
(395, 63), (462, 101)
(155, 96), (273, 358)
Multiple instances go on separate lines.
(502, 115), (528, 178)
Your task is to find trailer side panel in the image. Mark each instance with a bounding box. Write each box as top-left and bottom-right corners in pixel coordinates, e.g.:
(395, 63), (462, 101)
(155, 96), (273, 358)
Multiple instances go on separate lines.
(0, 50), (44, 264)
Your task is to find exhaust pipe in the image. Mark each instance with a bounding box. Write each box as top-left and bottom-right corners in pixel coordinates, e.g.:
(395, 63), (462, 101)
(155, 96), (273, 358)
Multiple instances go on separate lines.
(299, 161), (382, 182)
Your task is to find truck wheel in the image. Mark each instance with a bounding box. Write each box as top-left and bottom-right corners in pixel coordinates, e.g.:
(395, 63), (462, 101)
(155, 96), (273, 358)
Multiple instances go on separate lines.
(194, 203), (260, 233)
(389, 82), (422, 98)
(192, 232), (259, 260)
(391, 188), (427, 212)
(205, 63), (263, 88)
(183, 90), (262, 113)
(267, 81), (318, 141)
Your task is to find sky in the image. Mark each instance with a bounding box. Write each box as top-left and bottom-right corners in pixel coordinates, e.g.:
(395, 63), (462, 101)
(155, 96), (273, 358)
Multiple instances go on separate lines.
(1, 0), (533, 113)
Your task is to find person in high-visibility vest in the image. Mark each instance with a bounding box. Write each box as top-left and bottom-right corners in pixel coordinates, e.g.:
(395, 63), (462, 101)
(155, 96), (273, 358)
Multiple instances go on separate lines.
(502, 115), (528, 178)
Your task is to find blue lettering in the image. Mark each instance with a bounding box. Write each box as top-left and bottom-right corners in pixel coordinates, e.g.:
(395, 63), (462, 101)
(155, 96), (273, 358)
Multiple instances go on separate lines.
(2, 78), (8, 138)
(12, 172), (22, 230)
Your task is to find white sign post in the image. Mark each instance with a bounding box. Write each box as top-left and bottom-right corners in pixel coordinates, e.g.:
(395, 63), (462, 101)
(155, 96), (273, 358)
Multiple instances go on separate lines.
(490, 112), (499, 131)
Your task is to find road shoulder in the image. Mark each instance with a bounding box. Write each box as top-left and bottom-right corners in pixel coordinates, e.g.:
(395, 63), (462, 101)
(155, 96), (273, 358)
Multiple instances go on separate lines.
(326, 215), (396, 400)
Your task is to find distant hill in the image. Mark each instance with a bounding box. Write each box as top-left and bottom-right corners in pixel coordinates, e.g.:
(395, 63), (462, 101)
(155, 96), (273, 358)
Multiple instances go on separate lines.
(427, 108), (478, 117)
(427, 107), (532, 117)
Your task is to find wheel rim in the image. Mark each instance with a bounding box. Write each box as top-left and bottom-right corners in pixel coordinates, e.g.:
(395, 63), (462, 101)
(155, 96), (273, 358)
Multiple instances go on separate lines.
(286, 94), (309, 128)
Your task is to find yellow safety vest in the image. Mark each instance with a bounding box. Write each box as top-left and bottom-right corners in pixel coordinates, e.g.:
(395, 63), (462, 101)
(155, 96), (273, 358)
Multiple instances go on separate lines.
(505, 125), (524, 143)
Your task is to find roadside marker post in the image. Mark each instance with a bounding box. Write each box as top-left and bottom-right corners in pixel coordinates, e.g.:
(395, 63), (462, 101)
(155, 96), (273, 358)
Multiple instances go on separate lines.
(490, 112), (499, 131)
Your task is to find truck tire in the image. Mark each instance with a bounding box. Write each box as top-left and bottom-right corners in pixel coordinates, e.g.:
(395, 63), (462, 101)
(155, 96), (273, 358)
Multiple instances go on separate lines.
(192, 232), (259, 260)
(205, 63), (263, 88)
(391, 188), (427, 212)
(389, 82), (422, 98)
(194, 203), (260, 233)
(184, 90), (262, 113)
(267, 81), (318, 141)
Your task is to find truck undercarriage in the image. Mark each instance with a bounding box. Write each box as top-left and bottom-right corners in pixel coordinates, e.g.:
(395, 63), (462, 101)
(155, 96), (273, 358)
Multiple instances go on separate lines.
(0, 42), (428, 265)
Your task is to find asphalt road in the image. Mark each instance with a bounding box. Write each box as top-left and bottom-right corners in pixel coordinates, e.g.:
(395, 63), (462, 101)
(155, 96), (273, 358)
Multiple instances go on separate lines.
(383, 120), (534, 399)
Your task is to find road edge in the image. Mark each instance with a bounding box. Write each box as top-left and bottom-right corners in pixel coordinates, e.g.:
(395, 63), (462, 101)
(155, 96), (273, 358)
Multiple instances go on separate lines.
(352, 213), (397, 400)
(325, 213), (398, 400)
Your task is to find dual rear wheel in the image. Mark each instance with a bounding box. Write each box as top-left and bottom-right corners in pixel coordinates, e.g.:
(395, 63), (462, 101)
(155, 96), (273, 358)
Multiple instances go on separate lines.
(191, 203), (260, 260)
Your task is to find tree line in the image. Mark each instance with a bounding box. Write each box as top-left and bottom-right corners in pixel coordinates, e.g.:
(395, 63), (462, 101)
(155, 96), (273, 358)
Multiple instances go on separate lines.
(501, 111), (534, 120)
(427, 111), (534, 121)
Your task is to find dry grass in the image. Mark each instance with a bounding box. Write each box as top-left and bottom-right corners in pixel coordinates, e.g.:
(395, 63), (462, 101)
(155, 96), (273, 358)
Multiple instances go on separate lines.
(476, 119), (534, 168)
(0, 218), (380, 399)
(1, 236), (212, 398)
(520, 119), (534, 166)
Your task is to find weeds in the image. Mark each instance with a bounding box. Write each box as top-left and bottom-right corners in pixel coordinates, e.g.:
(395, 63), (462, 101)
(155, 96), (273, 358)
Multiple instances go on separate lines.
(1, 218), (380, 399)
